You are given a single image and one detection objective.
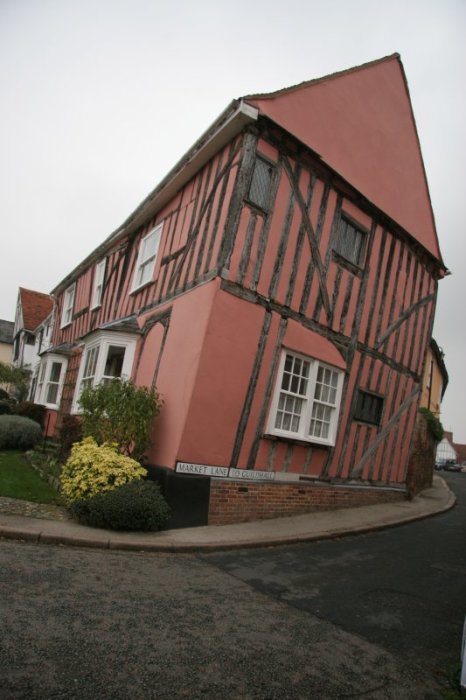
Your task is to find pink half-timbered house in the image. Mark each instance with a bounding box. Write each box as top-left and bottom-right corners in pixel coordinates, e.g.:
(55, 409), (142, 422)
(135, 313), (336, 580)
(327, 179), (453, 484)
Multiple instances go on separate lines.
(38, 55), (446, 525)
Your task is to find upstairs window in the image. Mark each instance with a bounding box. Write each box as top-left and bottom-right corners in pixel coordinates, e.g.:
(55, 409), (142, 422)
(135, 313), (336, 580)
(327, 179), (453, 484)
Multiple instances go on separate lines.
(61, 283), (76, 328)
(268, 350), (344, 446)
(247, 157), (274, 211)
(354, 390), (384, 426)
(334, 217), (366, 268)
(131, 223), (163, 292)
(91, 259), (106, 309)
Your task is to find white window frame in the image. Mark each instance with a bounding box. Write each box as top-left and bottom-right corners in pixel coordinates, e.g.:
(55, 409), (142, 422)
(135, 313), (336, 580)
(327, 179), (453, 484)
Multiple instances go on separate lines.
(72, 331), (137, 413)
(34, 354), (68, 409)
(60, 283), (76, 328)
(267, 350), (344, 447)
(35, 362), (47, 403)
(130, 223), (163, 293)
(91, 259), (106, 309)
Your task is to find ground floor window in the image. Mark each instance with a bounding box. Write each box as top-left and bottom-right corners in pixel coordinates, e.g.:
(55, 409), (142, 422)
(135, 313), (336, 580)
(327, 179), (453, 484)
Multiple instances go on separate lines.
(72, 331), (137, 412)
(34, 354), (68, 409)
(267, 350), (344, 446)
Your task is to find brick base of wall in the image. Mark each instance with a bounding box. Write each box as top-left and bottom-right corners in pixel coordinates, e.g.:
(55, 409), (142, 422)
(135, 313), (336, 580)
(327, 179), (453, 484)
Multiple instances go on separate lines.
(208, 479), (405, 525)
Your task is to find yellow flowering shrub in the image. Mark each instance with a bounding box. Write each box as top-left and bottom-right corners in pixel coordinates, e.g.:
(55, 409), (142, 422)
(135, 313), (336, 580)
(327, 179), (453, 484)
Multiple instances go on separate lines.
(61, 437), (147, 502)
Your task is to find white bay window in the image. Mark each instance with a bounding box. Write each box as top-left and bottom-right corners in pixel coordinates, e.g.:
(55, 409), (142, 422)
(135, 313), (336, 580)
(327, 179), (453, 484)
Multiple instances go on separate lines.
(268, 350), (343, 446)
(72, 331), (137, 412)
(34, 354), (68, 409)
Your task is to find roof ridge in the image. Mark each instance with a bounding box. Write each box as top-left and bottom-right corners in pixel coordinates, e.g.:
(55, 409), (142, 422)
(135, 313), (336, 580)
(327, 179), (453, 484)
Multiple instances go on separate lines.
(243, 53), (401, 101)
(19, 286), (53, 299)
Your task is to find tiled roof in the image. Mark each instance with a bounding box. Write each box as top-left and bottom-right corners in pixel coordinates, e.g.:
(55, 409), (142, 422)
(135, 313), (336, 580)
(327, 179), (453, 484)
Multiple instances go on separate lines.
(19, 287), (53, 331)
(0, 319), (14, 344)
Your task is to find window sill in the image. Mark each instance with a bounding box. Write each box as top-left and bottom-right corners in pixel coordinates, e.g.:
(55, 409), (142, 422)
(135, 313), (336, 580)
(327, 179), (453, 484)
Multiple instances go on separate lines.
(262, 433), (333, 448)
(353, 418), (381, 428)
(129, 280), (155, 296)
(60, 322), (72, 330)
(332, 251), (364, 276)
(245, 199), (269, 216)
(90, 303), (102, 312)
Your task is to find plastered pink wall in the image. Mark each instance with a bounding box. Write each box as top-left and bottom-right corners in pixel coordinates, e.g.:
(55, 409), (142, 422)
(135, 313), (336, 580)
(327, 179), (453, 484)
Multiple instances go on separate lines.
(282, 319), (346, 369)
(177, 288), (265, 466)
(248, 56), (441, 261)
(141, 279), (219, 468)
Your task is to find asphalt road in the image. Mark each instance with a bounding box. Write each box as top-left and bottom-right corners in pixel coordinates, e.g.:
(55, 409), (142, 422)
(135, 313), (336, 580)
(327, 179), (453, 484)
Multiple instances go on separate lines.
(204, 472), (466, 687)
(0, 475), (464, 699)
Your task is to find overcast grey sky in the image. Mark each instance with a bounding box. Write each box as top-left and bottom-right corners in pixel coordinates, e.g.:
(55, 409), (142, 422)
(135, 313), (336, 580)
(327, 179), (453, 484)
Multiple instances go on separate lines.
(1, 0), (465, 440)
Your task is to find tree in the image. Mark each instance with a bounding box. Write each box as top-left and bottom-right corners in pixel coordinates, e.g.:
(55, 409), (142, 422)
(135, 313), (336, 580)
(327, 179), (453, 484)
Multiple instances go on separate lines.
(0, 362), (31, 401)
(78, 379), (162, 461)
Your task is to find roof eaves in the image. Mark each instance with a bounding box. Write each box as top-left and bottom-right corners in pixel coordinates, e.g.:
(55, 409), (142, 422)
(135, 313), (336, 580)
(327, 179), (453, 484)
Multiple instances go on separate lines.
(51, 100), (258, 296)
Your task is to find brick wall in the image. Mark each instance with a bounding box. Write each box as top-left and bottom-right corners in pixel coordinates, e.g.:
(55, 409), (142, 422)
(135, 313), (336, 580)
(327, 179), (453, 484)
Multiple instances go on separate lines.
(406, 411), (435, 498)
(208, 479), (405, 525)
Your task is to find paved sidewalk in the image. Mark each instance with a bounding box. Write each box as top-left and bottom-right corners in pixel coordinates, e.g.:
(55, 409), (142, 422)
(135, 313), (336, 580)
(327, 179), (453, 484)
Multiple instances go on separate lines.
(0, 475), (455, 553)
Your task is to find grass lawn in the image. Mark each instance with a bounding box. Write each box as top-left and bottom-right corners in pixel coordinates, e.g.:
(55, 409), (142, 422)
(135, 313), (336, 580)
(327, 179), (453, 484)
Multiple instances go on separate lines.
(0, 450), (62, 503)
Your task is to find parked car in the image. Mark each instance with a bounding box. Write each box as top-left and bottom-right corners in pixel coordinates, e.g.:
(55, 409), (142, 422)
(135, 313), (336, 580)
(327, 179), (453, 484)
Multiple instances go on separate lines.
(437, 459), (462, 473)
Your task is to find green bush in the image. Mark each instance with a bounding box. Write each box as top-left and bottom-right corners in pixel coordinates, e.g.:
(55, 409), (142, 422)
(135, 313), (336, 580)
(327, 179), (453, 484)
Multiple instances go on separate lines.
(0, 399), (12, 415)
(13, 401), (46, 428)
(419, 407), (444, 442)
(68, 479), (170, 531)
(0, 388), (9, 400)
(0, 415), (43, 450)
(61, 436), (147, 502)
(0, 363), (31, 401)
(78, 379), (162, 461)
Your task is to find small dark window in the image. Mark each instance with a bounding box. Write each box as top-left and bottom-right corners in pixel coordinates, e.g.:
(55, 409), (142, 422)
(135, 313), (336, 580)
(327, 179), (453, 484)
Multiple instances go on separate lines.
(248, 157), (274, 210)
(25, 332), (35, 346)
(334, 218), (366, 267)
(354, 390), (383, 426)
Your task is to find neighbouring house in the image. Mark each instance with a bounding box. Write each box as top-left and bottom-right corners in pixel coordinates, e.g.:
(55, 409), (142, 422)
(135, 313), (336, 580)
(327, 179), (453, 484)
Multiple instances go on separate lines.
(0, 319), (14, 366)
(37, 54), (446, 525)
(408, 337), (450, 492)
(453, 442), (466, 466)
(436, 431), (458, 465)
(420, 338), (448, 418)
(27, 309), (55, 406)
(0, 319), (14, 393)
(12, 288), (54, 396)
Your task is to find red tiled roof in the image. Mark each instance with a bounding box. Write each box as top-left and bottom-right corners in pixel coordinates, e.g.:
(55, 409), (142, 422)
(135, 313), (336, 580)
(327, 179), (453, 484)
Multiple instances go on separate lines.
(19, 287), (53, 331)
